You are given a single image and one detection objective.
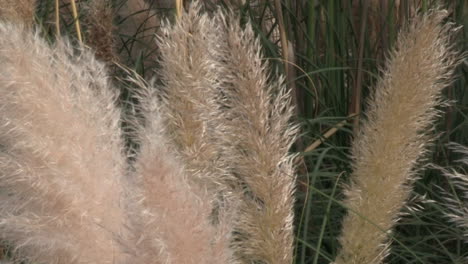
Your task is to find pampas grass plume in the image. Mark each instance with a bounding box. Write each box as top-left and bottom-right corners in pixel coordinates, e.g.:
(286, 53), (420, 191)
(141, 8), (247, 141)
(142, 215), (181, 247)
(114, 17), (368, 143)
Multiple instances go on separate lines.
(0, 23), (127, 263)
(125, 4), (238, 262)
(213, 11), (298, 264)
(155, 4), (298, 263)
(157, 3), (237, 200)
(334, 9), (461, 264)
(125, 80), (233, 263)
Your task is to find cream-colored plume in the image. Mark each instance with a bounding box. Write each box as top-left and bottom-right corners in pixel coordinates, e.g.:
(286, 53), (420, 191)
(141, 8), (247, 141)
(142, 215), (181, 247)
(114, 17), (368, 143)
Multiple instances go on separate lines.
(334, 9), (461, 264)
(0, 23), (127, 263)
(157, 3), (238, 205)
(0, 1), (300, 263)
(125, 4), (237, 262)
(212, 11), (298, 264)
(156, 3), (298, 263)
(124, 78), (233, 263)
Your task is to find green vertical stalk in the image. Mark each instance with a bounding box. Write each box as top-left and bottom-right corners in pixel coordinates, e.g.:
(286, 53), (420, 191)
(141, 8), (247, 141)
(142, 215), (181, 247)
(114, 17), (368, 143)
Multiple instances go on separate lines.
(351, 0), (369, 135)
(326, 0), (335, 108)
(337, 1), (346, 116)
(305, 0), (317, 118)
(422, 0), (428, 13)
(299, 148), (332, 264)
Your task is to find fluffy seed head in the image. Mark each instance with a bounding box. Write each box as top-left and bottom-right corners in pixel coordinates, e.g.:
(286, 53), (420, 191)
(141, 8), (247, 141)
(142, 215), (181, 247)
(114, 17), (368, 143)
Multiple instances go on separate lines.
(335, 8), (462, 264)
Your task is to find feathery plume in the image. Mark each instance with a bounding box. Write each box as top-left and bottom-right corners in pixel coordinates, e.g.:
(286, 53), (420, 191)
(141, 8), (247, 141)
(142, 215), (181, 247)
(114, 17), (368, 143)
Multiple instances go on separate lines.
(213, 11), (298, 264)
(334, 9), (461, 264)
(125, 78), (233, 263)
(157, 3), (238, 203)
(153, 3), (298, 263)
(0, 0), (36, 25)
(0, 23), (127, 263)
(123, 4), (237, 262)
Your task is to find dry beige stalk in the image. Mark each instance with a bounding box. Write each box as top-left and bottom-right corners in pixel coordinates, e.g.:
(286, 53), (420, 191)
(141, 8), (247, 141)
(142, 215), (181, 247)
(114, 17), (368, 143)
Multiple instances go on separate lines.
(334, 9), (461, 264)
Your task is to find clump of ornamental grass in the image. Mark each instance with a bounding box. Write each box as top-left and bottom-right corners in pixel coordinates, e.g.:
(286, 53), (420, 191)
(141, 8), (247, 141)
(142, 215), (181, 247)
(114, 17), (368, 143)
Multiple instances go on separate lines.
(0, 1), (465, 263)
(150, 3), (298, 263)
(0, 1), (299, 263)
(334, 8), (462, 264)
